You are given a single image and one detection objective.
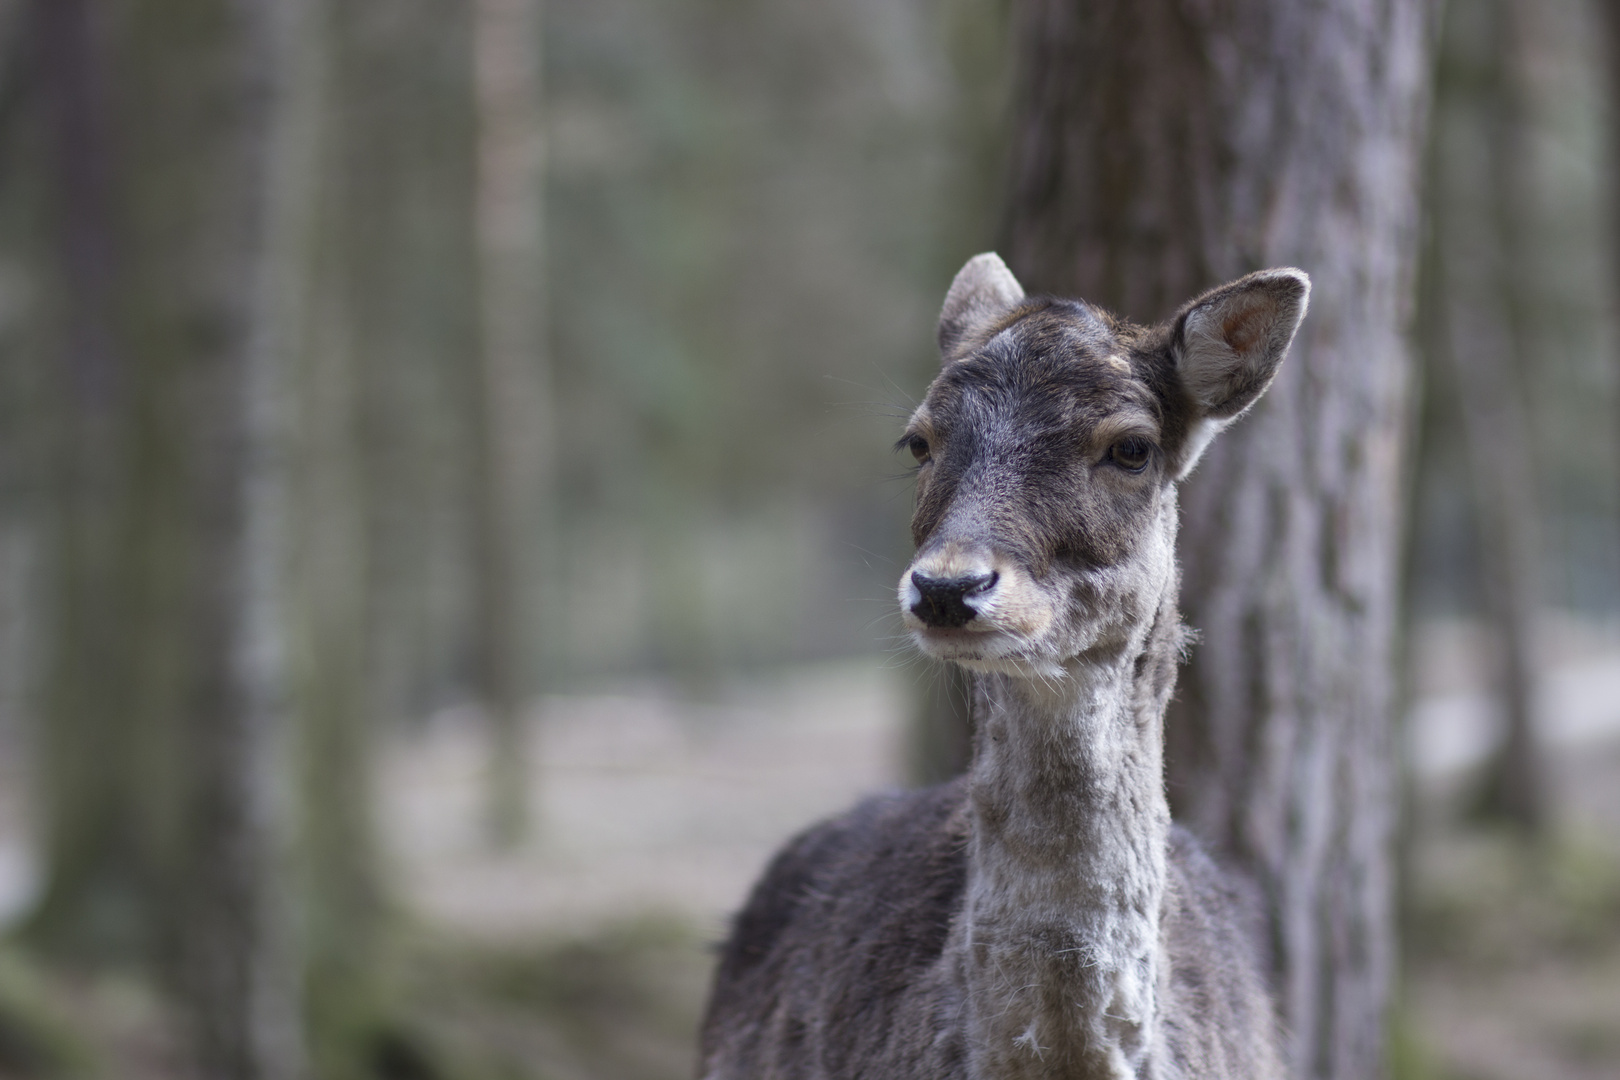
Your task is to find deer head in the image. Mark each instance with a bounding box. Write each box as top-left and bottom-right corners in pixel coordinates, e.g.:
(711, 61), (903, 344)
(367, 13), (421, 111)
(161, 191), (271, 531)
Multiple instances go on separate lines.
(899, 253), (1309, 677)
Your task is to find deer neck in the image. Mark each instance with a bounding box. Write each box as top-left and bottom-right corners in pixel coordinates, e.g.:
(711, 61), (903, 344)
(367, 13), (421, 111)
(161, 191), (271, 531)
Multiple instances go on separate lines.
(960, 587), (1179, 1079)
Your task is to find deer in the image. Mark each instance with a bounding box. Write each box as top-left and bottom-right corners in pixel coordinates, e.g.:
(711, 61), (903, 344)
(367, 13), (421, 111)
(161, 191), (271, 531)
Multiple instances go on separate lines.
(696, 253), (1309, 1079)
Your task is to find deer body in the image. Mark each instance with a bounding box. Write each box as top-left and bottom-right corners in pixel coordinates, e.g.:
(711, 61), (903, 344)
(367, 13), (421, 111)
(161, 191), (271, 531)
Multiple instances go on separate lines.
(697, 255), (1308, 1079)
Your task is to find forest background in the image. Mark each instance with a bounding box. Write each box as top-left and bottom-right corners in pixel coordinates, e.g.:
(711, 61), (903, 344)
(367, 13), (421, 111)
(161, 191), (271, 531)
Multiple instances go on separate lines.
(0, 0), (1617, 1078)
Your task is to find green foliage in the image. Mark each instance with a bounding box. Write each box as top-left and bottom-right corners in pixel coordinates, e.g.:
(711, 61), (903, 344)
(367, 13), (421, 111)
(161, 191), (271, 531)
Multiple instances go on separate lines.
(1400, 804), (1620, 1079)
(542, 0), (1007, 677)
(1407, 828), (1620, 968)
(0, 953), (101, 1078)
(0, 923), (709, 1080)
(1412, 0), (1619, 619)
(1386, 1003), (1442, 1080)
(374, 919), (711, 1080)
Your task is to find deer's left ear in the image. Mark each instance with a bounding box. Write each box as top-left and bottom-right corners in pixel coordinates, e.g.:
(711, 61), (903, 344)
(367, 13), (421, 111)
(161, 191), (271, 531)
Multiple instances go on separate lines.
(1170, 268), (1309, 478)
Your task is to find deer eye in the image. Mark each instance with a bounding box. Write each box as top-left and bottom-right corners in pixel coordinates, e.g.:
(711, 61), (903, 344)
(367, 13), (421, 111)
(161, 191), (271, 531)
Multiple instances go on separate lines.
(1109, 437), (1152, 473)
(906, 435), (931, 464)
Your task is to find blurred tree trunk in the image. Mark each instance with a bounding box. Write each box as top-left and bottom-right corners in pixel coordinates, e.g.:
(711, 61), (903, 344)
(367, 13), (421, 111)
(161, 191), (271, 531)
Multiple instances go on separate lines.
(1598, 0), (1620, 672)
(908, 0), (1013, 787)
(29, 0), (317, 1074)
(337, 0), (480, 737)
(1004, 2), (1435, 1078)
(27, 0), (153, 961)
(172, 0), (316, 1072)
(907, 665), (972, 787)
(292, 0), (389, 1060)
(471, 0), (550, 846)
(0, 2), (39, 758)
(1431, 0), (1545, 832)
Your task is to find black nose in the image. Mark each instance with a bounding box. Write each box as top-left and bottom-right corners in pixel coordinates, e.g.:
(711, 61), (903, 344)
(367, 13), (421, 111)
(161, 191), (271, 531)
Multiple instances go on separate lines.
(910, 571), (998, 628)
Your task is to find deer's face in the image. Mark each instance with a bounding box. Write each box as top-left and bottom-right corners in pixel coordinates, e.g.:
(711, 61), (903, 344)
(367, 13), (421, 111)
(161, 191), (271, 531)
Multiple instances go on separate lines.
(898, 305), (1181, 674)
(899, 255), (1309, 677)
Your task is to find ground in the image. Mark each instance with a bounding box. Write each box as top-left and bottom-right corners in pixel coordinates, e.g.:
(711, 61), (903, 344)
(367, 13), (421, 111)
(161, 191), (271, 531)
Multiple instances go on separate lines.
(1396, 618), (1620, 1079)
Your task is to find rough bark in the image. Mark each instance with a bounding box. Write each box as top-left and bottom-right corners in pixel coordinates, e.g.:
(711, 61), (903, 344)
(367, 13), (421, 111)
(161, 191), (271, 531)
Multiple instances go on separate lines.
(471, 0), (550, 846)
(1004, 2), (1435, 1077)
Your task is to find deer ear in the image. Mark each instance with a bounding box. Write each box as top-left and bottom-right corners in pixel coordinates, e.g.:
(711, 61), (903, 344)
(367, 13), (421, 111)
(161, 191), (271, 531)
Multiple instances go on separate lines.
(1174, 268), (1309, 418)
(938, 252), (1025, 362)
(1170, 268), (1309, 478)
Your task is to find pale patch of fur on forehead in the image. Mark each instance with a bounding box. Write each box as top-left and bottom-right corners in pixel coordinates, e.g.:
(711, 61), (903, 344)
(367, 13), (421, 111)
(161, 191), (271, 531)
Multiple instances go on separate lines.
(1004, 300), (1115, 358)
(948, 303), (1142, 402)
(945, 296), (1119, 370)
(941, 299), (1053, 364)
(916, 306), (1167, 492)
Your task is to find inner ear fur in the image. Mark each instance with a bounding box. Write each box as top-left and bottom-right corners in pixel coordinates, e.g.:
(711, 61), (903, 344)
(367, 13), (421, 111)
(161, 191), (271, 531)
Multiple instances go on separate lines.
(937, 252), (1025, 361)
(1172, 268), (1310, 420)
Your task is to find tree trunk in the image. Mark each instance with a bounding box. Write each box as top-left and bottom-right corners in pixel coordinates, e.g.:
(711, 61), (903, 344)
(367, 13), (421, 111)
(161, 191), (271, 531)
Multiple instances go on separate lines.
(1004, 3), (1435, 1078)
(27, 0), (153, 962)
(177, 0), (317, 1072)
(1430, 0), (1545, 832)
(906, 664), (972, 787)
(906, 0), (1014, 787)
(1596, 0), (1620, 699)
(471, 0), (550, 846)
(26, 0), (317, 1072)
(334, 0), (480, 748)
(289, 0), (390, 1059)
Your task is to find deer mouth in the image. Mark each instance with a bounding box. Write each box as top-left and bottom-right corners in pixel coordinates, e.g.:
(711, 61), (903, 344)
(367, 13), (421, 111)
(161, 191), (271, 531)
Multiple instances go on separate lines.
(908, 624), (1072, 681)
(901, 592), (1057, 674)
(912, 624), (1016, 661)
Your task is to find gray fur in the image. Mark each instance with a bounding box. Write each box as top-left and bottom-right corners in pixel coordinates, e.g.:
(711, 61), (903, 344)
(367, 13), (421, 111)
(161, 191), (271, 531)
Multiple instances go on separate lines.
(938, 252), (1028, 359)
(1173, 269), (1309, 420)
(697, 256), (1308, 1079)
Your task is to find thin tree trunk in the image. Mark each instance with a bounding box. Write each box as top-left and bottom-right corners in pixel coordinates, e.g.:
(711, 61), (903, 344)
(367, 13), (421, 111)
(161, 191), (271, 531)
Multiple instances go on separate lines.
(907, 664), (972, 787)
(26, 0), (151, 961)
(1431, 0), (1544, 832)
(471, 0), (549, 846)
(177, 0), (319, 1072)
(1004, 3), (1435, 1077)
(337, 0), (480, 750)
(28, 6), (313, 1070)
(1596, 1), (1620, 693)
(906, 1), (1013, 786)
(289, 0), (388, 1056)
(28, 0), (378, 1071)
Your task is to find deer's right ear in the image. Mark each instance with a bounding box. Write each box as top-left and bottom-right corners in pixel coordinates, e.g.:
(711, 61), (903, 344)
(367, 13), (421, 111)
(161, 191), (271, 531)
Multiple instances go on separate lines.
(938, 252), (1025, 362)
(1169, 268), (1309, 479)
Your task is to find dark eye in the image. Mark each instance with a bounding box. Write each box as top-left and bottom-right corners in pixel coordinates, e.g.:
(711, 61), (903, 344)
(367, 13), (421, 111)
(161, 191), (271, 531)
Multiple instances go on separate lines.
(907, 434), (931, 464)
(1109, 437), (1152, 473)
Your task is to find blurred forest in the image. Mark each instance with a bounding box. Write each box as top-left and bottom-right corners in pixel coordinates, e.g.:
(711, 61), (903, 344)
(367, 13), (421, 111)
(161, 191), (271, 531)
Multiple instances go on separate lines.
(0, 0), (1614, 1078)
